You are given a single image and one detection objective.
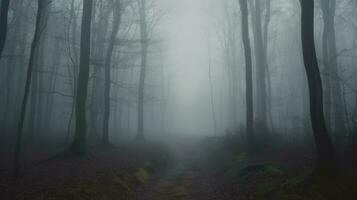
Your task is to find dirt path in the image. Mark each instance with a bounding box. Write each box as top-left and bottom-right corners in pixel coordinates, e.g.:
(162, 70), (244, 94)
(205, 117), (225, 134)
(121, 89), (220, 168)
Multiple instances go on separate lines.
(134, 139), (214, 200)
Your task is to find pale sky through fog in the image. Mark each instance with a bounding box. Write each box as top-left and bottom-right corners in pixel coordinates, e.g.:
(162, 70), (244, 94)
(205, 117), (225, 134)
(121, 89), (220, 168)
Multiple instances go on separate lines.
(157, 0), (216, 135)
(152, 0), (299, 135)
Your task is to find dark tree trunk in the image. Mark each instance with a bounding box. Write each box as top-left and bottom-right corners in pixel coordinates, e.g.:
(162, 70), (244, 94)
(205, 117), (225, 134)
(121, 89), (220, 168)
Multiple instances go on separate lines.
(26, 0), (50, 142)
(27, 57), (39, 139)
(11, 0), (30, 133)
(0, 0), (10, 58)
(102, 1), (122, 145)
(13, 0), (47, 176)
(1, 0), (24, 131)
(65, 0), (79, 142)
(70, 0), (93, 155)
(36, 38), (48, 136)
(299, 0), (336, 174)
(137, 0), (148, 140)
(238, 0), (254, 145)
(88, 1), (110, 139)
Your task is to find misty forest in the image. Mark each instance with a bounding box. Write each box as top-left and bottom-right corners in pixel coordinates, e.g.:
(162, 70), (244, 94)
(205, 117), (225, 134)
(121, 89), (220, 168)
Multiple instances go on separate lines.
(1, 0), (357, 199)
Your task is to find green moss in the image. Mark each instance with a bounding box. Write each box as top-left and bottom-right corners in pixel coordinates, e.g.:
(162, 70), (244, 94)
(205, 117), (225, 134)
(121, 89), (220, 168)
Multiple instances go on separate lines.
(238, 164), (284, 178)
(261, 165), (284, 176)
(135, 167), (150, 184)
(34, 173), (144, 200)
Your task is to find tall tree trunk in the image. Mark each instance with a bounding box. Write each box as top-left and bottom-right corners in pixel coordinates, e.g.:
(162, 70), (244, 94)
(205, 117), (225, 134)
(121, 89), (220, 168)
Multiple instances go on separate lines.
(13, 0), (48, 176)
(207, 37), (217, 136)
(102, 1), (122, 145)
(251, 0), (268, 132)
(262, 0), (271, 51)
(88, 1), (110, 139)
(299, 0), (335, 174)
(36, 36), (48, 136)
(328, 1), (346, 139)
(238, 0), (254, 145)
(263, 0), (273, 130)
(2, 0), (24, 132)
(229, 32), (239, 132)
(0, 0), (10, 59)
(127, 67), (134, 133)
(320, 0), (332, 131)
(320, 0), (346, 141)
(66, 0), (79, 142)
(27, 57), (39, 139)
(137, 0), (148, 140)
(160, 51), (167, 134)
(70, 0), (93, 155)
(28, 3), (50, 142)
(11, 0), (30, 133)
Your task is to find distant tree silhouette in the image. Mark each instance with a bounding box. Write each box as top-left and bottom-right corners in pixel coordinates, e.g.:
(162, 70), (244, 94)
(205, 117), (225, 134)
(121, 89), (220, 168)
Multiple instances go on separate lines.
(14, 0), (49, 176)
(70, 0), (93, 155)
(238, 0), (254, 146)
(102, 0), (124, 145)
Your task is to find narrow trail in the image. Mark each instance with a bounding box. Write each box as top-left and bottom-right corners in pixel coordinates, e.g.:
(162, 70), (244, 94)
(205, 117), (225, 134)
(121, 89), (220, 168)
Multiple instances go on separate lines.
(134, 139), (214, 200)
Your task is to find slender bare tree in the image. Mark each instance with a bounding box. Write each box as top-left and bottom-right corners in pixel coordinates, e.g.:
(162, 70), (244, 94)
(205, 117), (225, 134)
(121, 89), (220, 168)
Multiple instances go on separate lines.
(250, 0), (268, 132)
(13, 0), (49, 176)
(238, 0), (254, 146)
(320, 0), (346, 139)
(136, 0), (148, 140)
(102, 0), (125, 145)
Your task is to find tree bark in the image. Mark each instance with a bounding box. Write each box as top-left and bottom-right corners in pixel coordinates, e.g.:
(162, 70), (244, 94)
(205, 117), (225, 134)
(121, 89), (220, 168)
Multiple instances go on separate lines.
(320, 0), (346, 141)
(0, 0), (10, 59)
(2, 0), (24, 132)
(13, 0), (47, 176)
(137, 0), (148, 140)
(66, 0), (79, 142)
(28, 23), (48, 140)
(320, 0), (332, 131)
(70, 0), (93, 155)
(207, 36), (217, 136)
(102, 1), (123, 145)
(238, 0), (254, 145)
(250, 0), (268, 132)
(299, 0), (336, 174)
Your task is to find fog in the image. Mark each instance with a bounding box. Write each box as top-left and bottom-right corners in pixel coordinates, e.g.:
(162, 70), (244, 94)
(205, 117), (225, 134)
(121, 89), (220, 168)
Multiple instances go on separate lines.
(1, 0), (357, 199)
(1, 0), (355, 140)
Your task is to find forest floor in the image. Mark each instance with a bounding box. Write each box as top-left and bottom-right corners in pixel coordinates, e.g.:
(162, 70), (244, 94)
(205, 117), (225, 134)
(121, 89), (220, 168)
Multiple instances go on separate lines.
(0, 140), (172, 200)
(133, 138), (215, 200)
(1, 135), (357, 200)
(134, 135), (357, 200)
